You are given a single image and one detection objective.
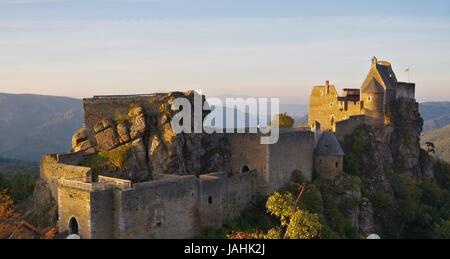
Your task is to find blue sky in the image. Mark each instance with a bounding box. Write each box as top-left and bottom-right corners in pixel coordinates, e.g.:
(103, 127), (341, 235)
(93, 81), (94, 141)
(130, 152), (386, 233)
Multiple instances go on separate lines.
(0, 0), (450, 102)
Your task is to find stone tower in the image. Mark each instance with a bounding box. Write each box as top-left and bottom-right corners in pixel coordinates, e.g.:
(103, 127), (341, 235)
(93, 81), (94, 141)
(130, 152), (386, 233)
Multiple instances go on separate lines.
(314, 131), (345, 180)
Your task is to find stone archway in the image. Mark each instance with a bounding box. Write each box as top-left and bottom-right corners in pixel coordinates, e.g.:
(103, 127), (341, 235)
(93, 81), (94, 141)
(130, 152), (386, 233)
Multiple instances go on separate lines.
(69, 217), (79, 235)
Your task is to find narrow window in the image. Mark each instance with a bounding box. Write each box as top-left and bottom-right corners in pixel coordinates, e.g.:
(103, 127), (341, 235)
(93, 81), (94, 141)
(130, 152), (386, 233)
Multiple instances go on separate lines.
(335, 162), (339, 168)
(69, 217), (79, 235)
(208, 196), (212, 204)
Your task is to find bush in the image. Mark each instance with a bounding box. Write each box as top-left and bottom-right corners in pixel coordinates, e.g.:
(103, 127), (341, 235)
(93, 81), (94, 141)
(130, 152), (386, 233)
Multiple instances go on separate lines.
(433, 219), (450, 239)
(271, 113), (294, 128)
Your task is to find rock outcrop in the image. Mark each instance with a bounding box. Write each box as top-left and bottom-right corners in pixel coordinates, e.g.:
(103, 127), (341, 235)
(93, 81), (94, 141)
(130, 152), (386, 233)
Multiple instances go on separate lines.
(69, 91), (230, 182)
(339, 98), (429, 237)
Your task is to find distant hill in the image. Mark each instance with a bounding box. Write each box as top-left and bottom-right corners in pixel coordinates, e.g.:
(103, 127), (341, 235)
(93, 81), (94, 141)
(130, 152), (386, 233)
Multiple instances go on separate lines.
(0, 92), (448, 162)
(0, 157), (38, 177)
(419, 102), (450, 132)
(421, 124), (450, 163)
(0, 93), (82, 161)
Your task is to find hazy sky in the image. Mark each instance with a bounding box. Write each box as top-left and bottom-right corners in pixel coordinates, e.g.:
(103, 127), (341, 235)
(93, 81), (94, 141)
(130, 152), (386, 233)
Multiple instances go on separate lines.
(0, 0), (449, 103)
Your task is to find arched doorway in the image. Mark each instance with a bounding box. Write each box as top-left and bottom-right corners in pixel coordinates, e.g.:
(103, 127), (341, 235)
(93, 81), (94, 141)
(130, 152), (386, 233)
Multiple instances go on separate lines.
(69, 217), (79, 235)
(241, 165), (250, 174)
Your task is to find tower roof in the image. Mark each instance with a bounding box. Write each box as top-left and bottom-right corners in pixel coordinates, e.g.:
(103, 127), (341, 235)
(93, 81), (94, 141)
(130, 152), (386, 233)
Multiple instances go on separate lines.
(361, 57), (397, 93)
(315, 132), (345, 156)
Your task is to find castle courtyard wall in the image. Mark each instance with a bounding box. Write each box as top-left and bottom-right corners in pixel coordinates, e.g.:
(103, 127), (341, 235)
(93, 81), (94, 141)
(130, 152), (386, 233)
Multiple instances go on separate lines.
(115, 176), (200, 239)
(220, 170), (258, 219)
(334, 115), (378, 140)
(227, 133), (269, 193)
(267, 130), (314, 193)
(198, 173), (226, 229)
(41, 154), (92, 199)
(90, 189), (115, 239)
(57, 185), (92, 238)
(226, 130), (314, 195)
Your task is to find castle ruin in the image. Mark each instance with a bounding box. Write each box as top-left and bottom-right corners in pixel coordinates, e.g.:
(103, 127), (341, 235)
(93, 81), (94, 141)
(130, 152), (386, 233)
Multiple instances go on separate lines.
(38, 57), (416, 239)
(308, 57), (415, 134)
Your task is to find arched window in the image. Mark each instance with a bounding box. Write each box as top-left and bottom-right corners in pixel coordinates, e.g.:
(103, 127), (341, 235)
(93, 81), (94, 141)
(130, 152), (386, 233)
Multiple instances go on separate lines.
(335, 162), (339, 168)
(69, 217), (79, 235)
(241, 165), (250, 174)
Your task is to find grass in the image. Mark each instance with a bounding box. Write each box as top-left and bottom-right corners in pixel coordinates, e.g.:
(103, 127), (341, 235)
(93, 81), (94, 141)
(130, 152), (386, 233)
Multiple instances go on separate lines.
(79, 144), (134, 178)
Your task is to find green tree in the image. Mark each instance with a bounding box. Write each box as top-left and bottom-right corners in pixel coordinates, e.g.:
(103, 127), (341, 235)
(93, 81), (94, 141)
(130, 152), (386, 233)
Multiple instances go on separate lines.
(271, 113), (294, 128)
(433, 219), (450, 239)
(266, 191), (322, 239)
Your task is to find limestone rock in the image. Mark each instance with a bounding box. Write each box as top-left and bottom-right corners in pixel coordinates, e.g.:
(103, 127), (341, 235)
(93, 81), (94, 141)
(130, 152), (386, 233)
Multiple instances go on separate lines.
(131, 138), (150, 181)
(130, 114), (146, 140)
(18, 179), (57, 229)
(93, 118), (114, 134)
(149, 135), (169, 174)
(117, 122), (131, 144)
(132, 138), (147, 164)
(71, 128), (97, 153)
(128, 105), (144, 118)
(95, 127), (120, 151)
(358, 198), (375, 235)
(128, 106), (147, 140)
(73, 139), (97, 153)
(71, 128), (90, 149)
(161, 123), (176, 145)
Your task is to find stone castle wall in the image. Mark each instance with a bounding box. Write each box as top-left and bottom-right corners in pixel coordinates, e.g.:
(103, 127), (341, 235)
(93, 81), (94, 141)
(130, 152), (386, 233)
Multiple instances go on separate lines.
(41, 154), (92, 199)
(308, 85), (363, 131)
(115, 175), (200, 239)
(48, 91), (317, 239)
(227, 133), (269, 192)
(267, 129), (314, 192)
(57, 184), (92, 238)
(335, 115), (368, 141)
(220, 171), (258, 220)
(83, 95), (161, 129)
(396, 83), (415, 100)
(226, 129), (314, 195)
(56, 170), (259, 239)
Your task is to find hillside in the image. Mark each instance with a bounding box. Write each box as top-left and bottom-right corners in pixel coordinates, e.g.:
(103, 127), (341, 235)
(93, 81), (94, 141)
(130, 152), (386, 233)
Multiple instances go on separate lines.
(421, 124), (450, 162)
(0, 92), (448, 163)
(0, 157), (39, 177)
(419, 102), (450, 132)
(0, 93), (83, 161)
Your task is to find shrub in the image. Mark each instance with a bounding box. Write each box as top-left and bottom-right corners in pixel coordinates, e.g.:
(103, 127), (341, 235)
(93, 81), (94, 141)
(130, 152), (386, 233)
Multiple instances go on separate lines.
(433, 219), (450, 239)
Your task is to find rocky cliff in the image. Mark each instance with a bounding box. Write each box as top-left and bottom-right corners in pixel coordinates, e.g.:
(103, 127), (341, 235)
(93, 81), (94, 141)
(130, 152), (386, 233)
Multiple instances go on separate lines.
(336, 99), (440, 238)
(71, 91), (230, 182)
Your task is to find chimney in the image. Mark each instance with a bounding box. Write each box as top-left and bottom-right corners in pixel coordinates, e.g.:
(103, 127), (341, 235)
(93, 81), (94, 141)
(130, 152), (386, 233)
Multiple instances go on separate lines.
(325, 80), (330, 94)
(372, 56), (378, 67)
